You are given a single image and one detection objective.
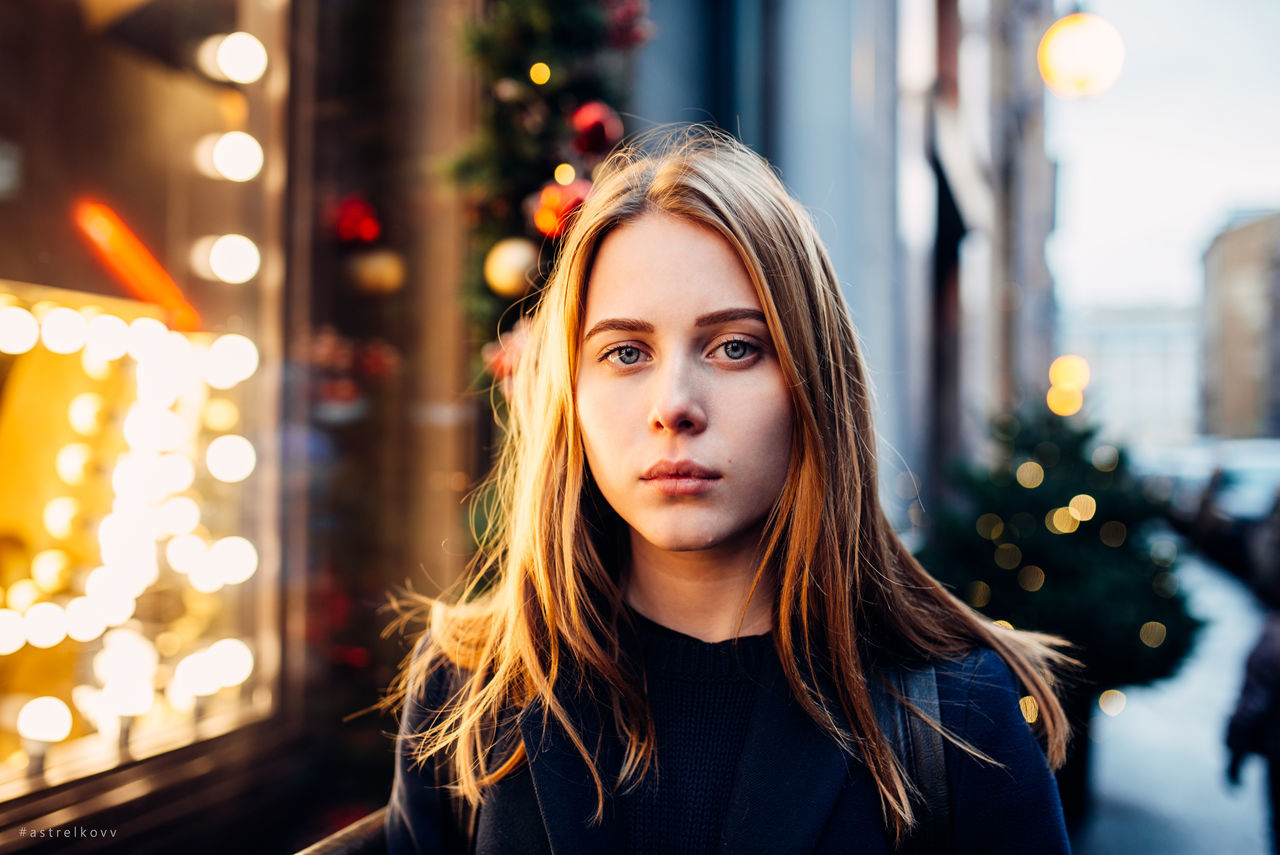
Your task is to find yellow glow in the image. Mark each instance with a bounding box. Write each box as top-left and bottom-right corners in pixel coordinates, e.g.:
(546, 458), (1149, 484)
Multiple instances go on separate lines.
(210, 536), (259, 585)
(1046, 385), (1084, 416)
(203, 333), (260, 389)
(23, 602), (67, 648)
(1019, 695), (1040, 724)
(211, 131), (264, 182)
(85, 313), (129, 361)
(976, 513), (1004, 540)
(157, 453), (197, 495)
(126, 317), (171, 362)
(1068, 494), (1097, 521)
(44, 496), (80, 539)
(1098, 689), (1127, 717)
(967, 580), (991, 608)
(206, 434), (257, 483)
(1018, 565), (1046, 592)
(135, 334), (199, 408)
(204, 398), (240, 431)
(99, 629), (159, 678)
(158, 497), (201, 536)
(529, 62), (551, 85)
(206, 234), (261, 284)
(216, 32), (269, 84)
(207, 638), (255, 687)
(554, 163), (576, 185)
(1139, 621), (1167, 648)
(96, 513), (159, 570)
(81, 349), (112, 380)
(17, 697), (72, 743)
(56, 443), (93, 485)
(123, 404), (186, 453)
(40, 307), (89, 354)
(1038, 13), (1124, 99)
(0, 608), (24, 653)
(189, 560), (224, 593)
(993, 620), (1013, 629)
(1047, 506), (1080, 534)
(68, 392), (105, 435)
(165, 534), (208, 574)
(31, 550), (70, 593)
(994, 543), (1022, 569)
(1091, 445), (1119, 472)
(156, 631), (182, 657)
(173, 651), (222, 697)
(65, 597), (108, 643)
(1048, 354), (1091, 390)
(6, 579), (39, 613)
(1016, 461), (1045, 488)
(1100, 520), (1127, 547)
(103, 679), (155, 717)
(0, 305), (40, 354)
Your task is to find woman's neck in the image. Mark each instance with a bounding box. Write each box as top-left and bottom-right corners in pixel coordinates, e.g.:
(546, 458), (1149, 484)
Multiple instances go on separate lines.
(624, 529), (773, 642)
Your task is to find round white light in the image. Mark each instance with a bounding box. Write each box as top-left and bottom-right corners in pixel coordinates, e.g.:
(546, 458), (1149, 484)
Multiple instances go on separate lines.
(0, 305), (39, 354)
(23, 602), (68, 649)
(212, 132), (264, 182)
(123, 404), (186, 453)
(165, 534), (208, 574)
(56, 443), (93, 485)
(158, 496), (201, 536)
(207, 235), (260, 284)
(40, 307), (89, 354)
(210, 536), (259, 585)
(203, 334), (260, 389)
(206, 434), (256, 483)
(158, 453), (197, 495)
(43, 497), (80, 540)
(126, 317), (171, 362)
(68, 393), (104, 435)
(0, 608), (26, 654)
(207, 638), (255, 687)
(65, 597), (108, 643)
(31, 549), (70, 592)
(103, 679), (155, 717)
(86, 314), (129, 361)
(17, 697), (72, 743)
(216, 32), (268, 84)
(173, 651), (222, 697)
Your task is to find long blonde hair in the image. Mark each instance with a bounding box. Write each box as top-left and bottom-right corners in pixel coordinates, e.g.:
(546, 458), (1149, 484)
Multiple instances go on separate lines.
(390, 125), (1071, 840)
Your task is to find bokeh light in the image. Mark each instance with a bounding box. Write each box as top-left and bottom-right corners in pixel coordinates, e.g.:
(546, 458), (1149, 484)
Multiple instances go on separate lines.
(529, 62), (551, 85)
(203, 334), (260, 389)
(1139, 621), (1167, 648)
(1098, 689), (1127, 716)
(0, 305), (39, 354)
(1016, 461), (1045, 488)
(206, 435), (257, 483)
(40, 307), (88, 354)
(17, 697), (72, 743)
(1038, 13), (1125, 99)
(210, 536), (259, 585)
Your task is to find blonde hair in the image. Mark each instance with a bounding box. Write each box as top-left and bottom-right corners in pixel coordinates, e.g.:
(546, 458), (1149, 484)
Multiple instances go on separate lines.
(389, 124), (1071, 840)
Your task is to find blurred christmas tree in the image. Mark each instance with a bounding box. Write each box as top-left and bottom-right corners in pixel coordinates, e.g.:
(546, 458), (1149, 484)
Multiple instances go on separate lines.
(917, 405), (1202, 695)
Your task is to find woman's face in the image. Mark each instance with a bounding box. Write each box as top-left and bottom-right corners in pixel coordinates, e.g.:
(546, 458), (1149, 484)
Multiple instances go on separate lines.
(575, 213), (793, 558)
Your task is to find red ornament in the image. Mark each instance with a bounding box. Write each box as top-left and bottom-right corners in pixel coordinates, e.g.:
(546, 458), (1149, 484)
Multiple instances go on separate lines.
(571, 101), (624, 156)
(532, 179), (592, 237)
(332, 194), (382, 243)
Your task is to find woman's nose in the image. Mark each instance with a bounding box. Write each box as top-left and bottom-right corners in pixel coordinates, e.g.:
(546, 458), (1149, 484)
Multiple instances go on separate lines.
(648, 356), (707, 434)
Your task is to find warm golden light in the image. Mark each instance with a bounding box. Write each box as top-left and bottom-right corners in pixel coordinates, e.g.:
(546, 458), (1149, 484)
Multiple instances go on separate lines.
(1018, 565), (1046, 592)
(1049, 354), (1091, 390)
(976, 513), (1004, 540)
(123, 404), (186, 453)
(158, 453), (197, 495)
(206, 434), (257, 483)
(967, 580), (991, 608)
(216, 32), (269, 84)
(1068, 493), (1097, 521)
(213, 132), (264, 182)
(44, 497), (80, 539)
(203, 333), (260, 389)
(203, 399), (241, 431)
(1139, 621), (1167, 648)
(994, 543), (1022, 570)
(0, 609), (25, 654)
(1020, 695), (1040, 724)
(65, 597), (108, 643)
(31, 550), (70, 593)
(158, 496), (201, 536)
(197, 234), (261, 284)
(1046, 385), (1083, 416)
(1038, 13), (1124, 99)
(529, 62), (551, 85)
(40, 307), (89, 354)
(126, 317), (171, 362)
(23, 602), (68, 649)
(1046, 507), (1081, 535)
(165, 534), (208, 575)
(85, 313), (130, 361)
(103, 679), (155, 717)
(207, 638), (255, 687)
(1016, 461), (1045, 488)
(0, 305), (40, 354)
(56, 443), (93, 485)
(17, 697), (72, 743)
(210, 536), (258, 585)
(6, 579), (39, 613)
(554, 163), (576, 185)
(1098, 689), (1127, 716)
(68, 392), (105, 435)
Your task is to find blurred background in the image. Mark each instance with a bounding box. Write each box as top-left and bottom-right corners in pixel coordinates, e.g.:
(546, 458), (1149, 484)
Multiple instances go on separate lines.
(0, 0), (1276, 852)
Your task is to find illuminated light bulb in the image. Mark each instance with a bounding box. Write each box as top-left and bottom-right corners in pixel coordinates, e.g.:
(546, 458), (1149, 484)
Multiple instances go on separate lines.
(44, 496), (80, 539)
(126, 317), (171, 362)
(165, 534), (207, 574)
(216, 32), (269, 84)
(1068, 493), (1097, 521)
(40, 307), (89, 354)
(1015, 461), (1044, 488)
(68, 392), (105, 435)
(554, 163), (576, 185)
(203, 333), (260, 389)
(86, 314), (129, 361)
(207, 638), (254, 687)
(174, 651), (222, 697)
(158, 496), (201, 536)
(529, 62), (551, 85)
(210, 536), (258, 585)
(123, 404), (186, 452)
(17, 697), (72, 743)
(0, 609), (26, 654)
(23, 602), (67, 648)
(211, 131), (264, 182)
(1048, 354), (1091, 391)
(103, 679), (155, 717)
(199, 234), (260, 284)
(166, 678), (197, 714)
(100, 628), (159, 678)
(1046, 385), (1083, 417)
(1098, 689), (1127, 717)
(206, 434), (256, 483)
(203, 398), (240, 431)
(189, 561), (224, 593)
(31, 550), (70, 593)
(65, 597), (108, 643)
(1037, 13), (1124, 99)
(158, 453), (196, 495)
(0, 305), (40, 354)
(6, 579), (39, 613)
(56, 443), (93, 485)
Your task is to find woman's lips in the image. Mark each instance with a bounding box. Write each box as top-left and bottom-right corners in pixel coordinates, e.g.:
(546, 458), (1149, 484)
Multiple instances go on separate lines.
(643, 475), (720, 496)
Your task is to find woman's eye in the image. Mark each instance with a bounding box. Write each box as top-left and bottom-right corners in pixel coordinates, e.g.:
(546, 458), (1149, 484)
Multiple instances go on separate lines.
(719, 339), (757, 360)
(605, 345), (643, 365)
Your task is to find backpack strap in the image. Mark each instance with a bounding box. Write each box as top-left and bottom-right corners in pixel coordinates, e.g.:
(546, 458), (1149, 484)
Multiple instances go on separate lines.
(869, 663), (952, 855)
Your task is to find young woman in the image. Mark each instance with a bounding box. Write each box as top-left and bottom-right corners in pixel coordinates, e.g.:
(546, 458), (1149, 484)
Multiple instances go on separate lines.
(386, 126), (1074, 854)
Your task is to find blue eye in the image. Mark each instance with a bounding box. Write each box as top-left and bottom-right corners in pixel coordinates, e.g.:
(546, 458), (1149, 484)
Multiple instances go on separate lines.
(605, 345), (643, 365)
(720, 340), (756, 360)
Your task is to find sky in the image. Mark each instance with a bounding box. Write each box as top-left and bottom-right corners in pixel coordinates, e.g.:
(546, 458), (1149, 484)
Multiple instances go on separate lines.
(1045, 0), (1280, 309)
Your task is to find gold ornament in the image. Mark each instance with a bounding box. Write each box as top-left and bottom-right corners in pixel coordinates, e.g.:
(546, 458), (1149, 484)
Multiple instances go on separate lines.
(483, 238), (539, 299)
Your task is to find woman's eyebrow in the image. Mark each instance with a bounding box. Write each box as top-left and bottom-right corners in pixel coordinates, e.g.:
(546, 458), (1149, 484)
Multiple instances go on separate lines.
(582, 308), (766, 341)
(583, 317), (654, 340)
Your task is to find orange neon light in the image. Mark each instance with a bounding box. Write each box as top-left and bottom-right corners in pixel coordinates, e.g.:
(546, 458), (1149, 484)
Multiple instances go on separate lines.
(72, 199), (201, 331)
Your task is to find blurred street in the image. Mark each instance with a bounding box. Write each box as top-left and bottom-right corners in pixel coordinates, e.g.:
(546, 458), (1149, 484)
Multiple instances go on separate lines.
(1073, 555), (1270, 854)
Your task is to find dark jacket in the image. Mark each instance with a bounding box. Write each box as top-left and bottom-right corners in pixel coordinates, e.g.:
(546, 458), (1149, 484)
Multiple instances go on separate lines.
(1228, 613), (1280, 762)
(386, 644), (1070, 854)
